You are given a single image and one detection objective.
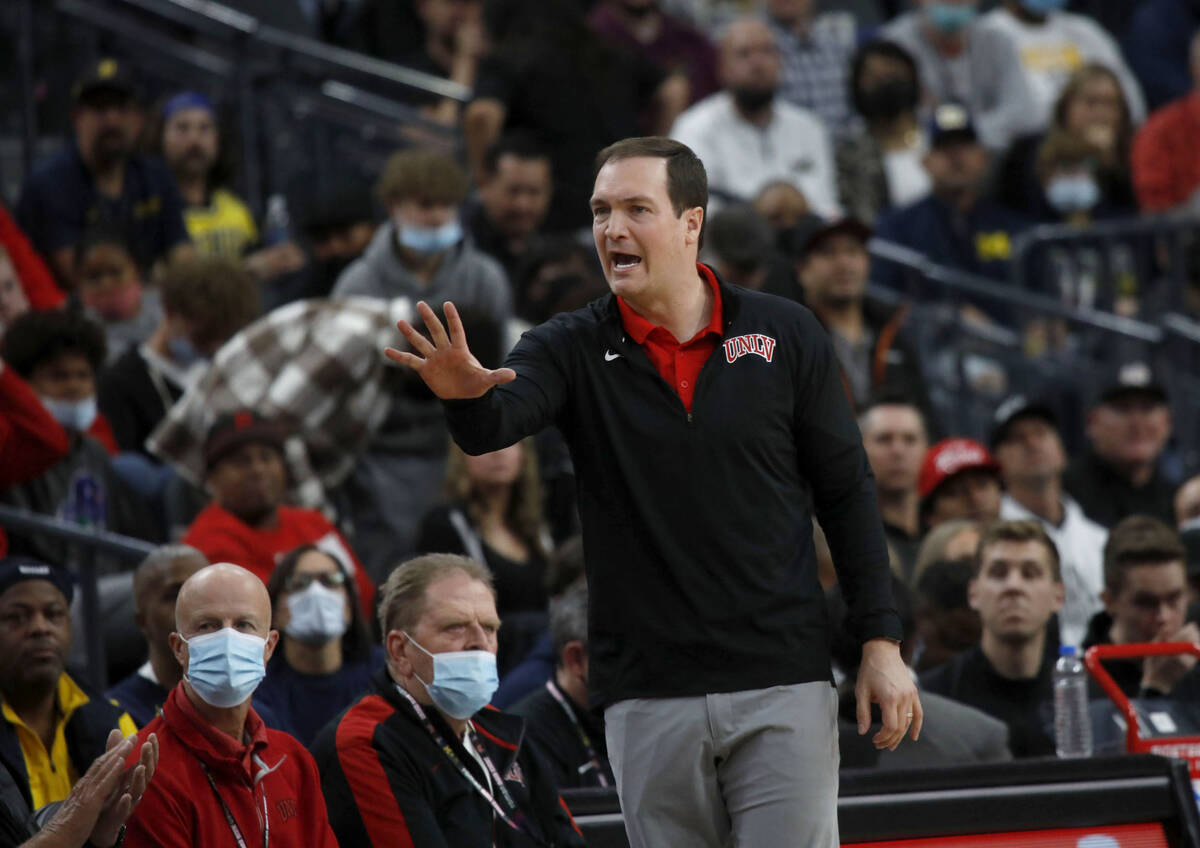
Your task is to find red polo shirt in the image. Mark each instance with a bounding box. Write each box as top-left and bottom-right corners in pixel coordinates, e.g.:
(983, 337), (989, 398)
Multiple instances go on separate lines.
(616, 263), (723, 412)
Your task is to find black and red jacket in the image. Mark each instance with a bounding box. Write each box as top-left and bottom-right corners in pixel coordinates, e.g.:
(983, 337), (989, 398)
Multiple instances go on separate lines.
(444, 266), (903, 709)
(311, 668), (584, 848)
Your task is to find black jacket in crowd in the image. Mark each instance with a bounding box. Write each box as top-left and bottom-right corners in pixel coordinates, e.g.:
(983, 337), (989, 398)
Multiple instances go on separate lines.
(311, 668), (585, 848)
(1063, 448), (1178, 530)
(444, 267), (902, 709)
(509, 682), (614, 790)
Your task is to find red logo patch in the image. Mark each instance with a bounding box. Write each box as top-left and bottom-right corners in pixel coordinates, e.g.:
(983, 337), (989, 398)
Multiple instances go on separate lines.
(723, 333), (777, 364)
(504, 762), (526, 787)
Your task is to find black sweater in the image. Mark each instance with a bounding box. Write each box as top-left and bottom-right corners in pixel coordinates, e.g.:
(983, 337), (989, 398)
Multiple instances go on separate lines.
(444, 269), (902, 708)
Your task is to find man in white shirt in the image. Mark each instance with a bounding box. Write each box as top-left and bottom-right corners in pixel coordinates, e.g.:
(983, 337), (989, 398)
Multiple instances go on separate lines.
(670, 15), (840, 216)
(991, 395), (1106, 648)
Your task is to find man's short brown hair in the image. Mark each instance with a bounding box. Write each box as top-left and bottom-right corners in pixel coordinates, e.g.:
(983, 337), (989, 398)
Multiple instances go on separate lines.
(376, 149), (469, 207)
(1103, 515), (1186, 593)
(377, 553), (495, 636)
(974, 519), (1061, 582)
(594, 136), (708, 241)
(160, 257), (259, 350)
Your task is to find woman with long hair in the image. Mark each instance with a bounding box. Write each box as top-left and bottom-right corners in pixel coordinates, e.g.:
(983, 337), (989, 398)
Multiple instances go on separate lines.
(256, 544), (383, 745)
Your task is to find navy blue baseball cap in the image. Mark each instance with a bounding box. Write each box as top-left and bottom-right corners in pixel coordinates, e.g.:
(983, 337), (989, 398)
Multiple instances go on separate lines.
(928, 102), (978, 148)
(0, 557), (75, 604)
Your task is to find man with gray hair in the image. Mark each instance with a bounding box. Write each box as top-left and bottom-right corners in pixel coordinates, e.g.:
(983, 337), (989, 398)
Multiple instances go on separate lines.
(312, 553), (584, 847)
(511, 582), (614, 789)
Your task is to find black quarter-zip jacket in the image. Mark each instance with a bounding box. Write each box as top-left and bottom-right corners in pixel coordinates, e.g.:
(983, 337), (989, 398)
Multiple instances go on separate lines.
(445, 267), (902, 708)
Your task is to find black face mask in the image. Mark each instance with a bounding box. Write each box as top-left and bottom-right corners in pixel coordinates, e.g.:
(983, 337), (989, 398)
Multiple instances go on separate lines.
(857, 78), (918, 121)
(619, 0), (658, 19)
(731, 86), (775, 114)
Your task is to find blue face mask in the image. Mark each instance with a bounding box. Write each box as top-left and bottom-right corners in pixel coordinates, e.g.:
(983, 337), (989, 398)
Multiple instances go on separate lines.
(395, 219), (463, 256)
(406, 634), (498, 720)
(182, 627), (268, 708)
(40, 395), (97, 433)
(927, 3), (977, 34)
(1019, 0), (1066, 14)
(1046, 175), (1100, 213)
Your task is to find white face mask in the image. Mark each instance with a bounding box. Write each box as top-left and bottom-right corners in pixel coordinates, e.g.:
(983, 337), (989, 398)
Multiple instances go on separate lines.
(40, 395), (98, 432)
(284, 581), (349, 644)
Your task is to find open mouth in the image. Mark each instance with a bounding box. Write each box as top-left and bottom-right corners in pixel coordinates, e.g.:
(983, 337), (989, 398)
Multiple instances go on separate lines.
(612, 253), (642, 271)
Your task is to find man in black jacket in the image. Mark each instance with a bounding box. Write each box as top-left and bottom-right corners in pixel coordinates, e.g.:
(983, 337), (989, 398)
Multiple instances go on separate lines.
(388, 136), (918, 847)
(313, 553), (583, 847)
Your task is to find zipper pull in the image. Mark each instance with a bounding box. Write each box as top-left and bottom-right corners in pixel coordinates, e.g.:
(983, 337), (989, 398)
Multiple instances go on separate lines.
(687, 412), (693, 423)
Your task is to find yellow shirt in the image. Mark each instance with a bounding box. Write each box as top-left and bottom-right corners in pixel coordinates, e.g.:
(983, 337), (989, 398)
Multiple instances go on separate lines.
(184, 188), (259, 259)
(1, 674), (138, 809)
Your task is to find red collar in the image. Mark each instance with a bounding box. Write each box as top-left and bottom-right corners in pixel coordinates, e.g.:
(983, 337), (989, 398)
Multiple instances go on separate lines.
(617, 263), (724, 344)
(165, 683), (269, 779)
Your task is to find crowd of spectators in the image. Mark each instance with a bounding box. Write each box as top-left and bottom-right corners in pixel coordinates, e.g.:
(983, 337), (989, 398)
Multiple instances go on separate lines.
(3, 0), (1200, 843)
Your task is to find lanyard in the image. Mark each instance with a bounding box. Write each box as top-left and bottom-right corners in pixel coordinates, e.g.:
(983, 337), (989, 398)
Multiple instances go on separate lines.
(543, 681), (610, 787)
(395, 686), (547, 844)
(198, 761), (268, 848)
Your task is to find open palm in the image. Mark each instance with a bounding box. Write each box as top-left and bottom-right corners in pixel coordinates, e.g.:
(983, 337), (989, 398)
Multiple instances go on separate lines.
(385, 300), (516, 399)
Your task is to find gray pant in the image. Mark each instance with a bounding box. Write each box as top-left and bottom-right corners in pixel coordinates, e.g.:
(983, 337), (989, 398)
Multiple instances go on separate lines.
(605, 682), (840, 848)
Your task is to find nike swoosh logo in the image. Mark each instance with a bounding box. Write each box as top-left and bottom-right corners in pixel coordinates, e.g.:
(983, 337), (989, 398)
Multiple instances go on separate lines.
(604, 350), (622, 362)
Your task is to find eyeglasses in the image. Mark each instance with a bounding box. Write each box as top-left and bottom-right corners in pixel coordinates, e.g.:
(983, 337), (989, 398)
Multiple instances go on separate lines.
(285, 571), (346, 592)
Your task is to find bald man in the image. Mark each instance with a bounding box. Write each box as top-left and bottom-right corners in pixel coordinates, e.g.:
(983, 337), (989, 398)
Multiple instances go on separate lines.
(122, 564), (337, 848)
(669, 16), (839, 215)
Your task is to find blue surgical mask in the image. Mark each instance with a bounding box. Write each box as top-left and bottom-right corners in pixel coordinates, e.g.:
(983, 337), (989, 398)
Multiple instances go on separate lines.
(182, 627), (268, 708)
(395, 218), (463, 256)
(406, 633), (498, 720)
(1019, 0), (1066, 14)
(927, 3), (976, 34)
(167, 336), (206, 368)
(1046, 175), (1100, 213)
(284, 582), (348, 644)
(40, 395), (98, 433)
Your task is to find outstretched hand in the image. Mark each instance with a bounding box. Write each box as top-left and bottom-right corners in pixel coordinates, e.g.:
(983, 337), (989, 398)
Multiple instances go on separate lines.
(385, 300), (516, 399)
(855, 639), (923, 751)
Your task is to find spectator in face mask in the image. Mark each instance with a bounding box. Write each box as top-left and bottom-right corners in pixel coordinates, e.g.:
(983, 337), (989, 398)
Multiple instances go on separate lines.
(836, 40), (930, 226)
(255, 546), (384, 746)
(332, 149), (511, 328)
(122, 563), (338, 848)
(0, 310), (159, 566)
(74, 227), (163, 367)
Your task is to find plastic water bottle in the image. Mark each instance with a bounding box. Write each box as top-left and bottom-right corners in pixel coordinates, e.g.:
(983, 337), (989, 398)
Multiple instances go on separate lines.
(263, 194), (292, 246)
(1054, 645), (1093, 758)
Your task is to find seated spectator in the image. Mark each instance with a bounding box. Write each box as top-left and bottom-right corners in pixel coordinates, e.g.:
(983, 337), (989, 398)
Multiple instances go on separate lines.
(836, 40), (931, 226)
(280, 179), (377, 304)
(830, 574), (1011, 768)
(180, 411), (375, 613)
(753, 180), (810, 241)
(589, 0), (719, 105)
(918, 438), (1003, 531)
(792, 217), (933, 417)
(158, 91), (305, 284)
(992, 396), (1106, 648)
(0, 247), (31, 340)
(0, 203), (64, 316)
(466, 133), (554, 283)
(256, 546), (383, 746)
(312, 554), (585, 847)
(1037, 128), (1135, 223)
(511, 237), (607, 325)
(510, 582), (615, 789)
(0, 557), (137, 813)
(913, 517), (982, 582)
(993, 63), (1137, 221)
(762, 0), (855, 136)
(333, 149), (511, 324)
(416, 440), (550, 673)
(873, 103), (1031, 313)
(920, 519), (1062, 756)
(913, 558), (981, 673)
(0, 311), (157, 564)
(1124, 0), (1200, 112)
(98, 257), (259, 458)
(74, 228), (163, 365)
(973, 0), (1145, 152)
(0, 363), (68, 557)
(1131, 31), (1200, 214)
(1082, 516), (1198, 698)
(465, 0), (689, 231)
(5, 726), (156, 848)
(492, 535), (586, 709)
(703, 205), (801, 300)
(860, 400), (931, 581)
(15, 59), (191, 288)
(1063, 361), (1177, 528)
(670, 16), (839, 215)
(122, 563), (338, 847)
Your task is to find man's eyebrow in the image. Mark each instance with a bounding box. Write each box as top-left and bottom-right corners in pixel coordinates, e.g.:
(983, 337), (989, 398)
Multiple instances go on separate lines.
(590, 195), (657, 208)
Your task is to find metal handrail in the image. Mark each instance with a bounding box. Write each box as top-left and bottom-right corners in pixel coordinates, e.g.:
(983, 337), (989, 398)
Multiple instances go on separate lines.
(0, 505), (154, 690)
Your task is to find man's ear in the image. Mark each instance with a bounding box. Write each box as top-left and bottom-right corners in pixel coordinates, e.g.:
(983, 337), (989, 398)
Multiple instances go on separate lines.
(1052, 581), (1065, 613)
(386, 630), (413, 678)
(684, 207), (704, 247)
(966, 578), (980, 612)
(1100, 587), (1116, 615)
(169, 632), (187, 671)
(263, 629), (280, 664)
(561, 640), (587, 677)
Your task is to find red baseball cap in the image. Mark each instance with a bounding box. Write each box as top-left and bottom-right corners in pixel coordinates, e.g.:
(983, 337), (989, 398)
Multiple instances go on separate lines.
(918, 438), (1001, 501)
